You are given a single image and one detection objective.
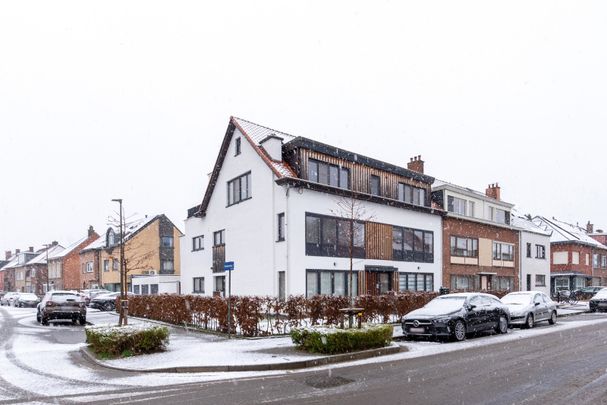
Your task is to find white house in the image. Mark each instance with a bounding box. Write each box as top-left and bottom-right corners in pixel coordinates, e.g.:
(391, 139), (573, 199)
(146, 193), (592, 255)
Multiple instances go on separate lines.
(131, 274), (181, 295)
(511, 213), (551, 295)
(180, 116), (444, 298)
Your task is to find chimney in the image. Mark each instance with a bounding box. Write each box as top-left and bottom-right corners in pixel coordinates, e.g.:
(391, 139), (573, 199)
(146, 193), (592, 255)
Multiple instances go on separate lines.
(259, 134), (284, 161)
(5, 251), (11, 260)
(28, 246), (34, 253)
(52, 241), (58, 246)
(88, 225), (95, 237)
(407, 155), (424, 174)
(587, 221), (594, 234)
(486, 183), (501, 201)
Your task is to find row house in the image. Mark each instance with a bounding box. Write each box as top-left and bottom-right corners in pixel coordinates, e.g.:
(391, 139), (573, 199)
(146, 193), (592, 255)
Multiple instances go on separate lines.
(1, 248), (39, 293)
(79, 214), (182, 291)
(23, 243), (64, 294)
(511, 213), (551, 296)
(431, 181), (520, 292)
(47, 226), (99, 290)
(181, 117), (444, 298)
(533, 217), (607, 292)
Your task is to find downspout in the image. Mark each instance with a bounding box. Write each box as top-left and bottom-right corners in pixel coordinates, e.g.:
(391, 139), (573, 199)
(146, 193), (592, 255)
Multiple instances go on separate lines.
(285, 183), (291, 298)
(518, 230), (523, 291)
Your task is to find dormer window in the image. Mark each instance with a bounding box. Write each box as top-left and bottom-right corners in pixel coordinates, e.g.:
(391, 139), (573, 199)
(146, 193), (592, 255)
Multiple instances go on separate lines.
(307, 159), (349, 189)
(447, 196), (467, 216)
(370, 175), (380, 196)
(235, 137), (241, 156)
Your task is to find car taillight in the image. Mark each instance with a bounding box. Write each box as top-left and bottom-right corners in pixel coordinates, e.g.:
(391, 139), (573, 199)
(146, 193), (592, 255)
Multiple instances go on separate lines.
(46, 301), (54, 307)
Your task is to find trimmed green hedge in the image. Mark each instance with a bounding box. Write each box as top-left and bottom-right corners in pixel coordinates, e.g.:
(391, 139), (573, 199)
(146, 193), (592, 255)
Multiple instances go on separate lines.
(290, 324), (393, 354)
(85, 323), (169, 358)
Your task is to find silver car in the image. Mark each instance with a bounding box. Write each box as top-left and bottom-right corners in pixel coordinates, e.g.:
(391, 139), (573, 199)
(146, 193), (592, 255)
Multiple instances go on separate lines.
(502, 291), (557, 328)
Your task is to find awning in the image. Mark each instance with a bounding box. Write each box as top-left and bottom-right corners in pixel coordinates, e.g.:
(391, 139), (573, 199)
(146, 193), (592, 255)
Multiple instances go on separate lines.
(364, 266), (398, 273)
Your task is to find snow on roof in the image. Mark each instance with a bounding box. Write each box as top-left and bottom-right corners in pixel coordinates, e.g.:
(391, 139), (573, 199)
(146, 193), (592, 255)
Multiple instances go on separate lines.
(48, 236), (88, 260)
(0, 255), (19, 272)
(232, 117), (297, 177)
(80, 215), (159, 252)
(533, 216), (607, 248)
(432, 179), (514, 208)
(510, 210), (551, 236)
(27, 245), (65, 265)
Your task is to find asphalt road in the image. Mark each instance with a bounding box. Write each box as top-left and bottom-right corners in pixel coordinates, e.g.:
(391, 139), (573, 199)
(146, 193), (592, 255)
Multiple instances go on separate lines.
(2, 307), (607, 405)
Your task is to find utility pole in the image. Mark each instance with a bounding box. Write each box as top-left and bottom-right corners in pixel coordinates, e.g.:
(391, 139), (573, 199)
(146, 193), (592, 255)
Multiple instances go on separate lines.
(112, 198), (127, 326)
(43, 243), (51, 294)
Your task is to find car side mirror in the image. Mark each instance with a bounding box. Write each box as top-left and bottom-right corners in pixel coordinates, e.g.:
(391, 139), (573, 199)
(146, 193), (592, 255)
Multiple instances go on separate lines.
(467, 304), (476, 311)
(534, 302), (540, 306)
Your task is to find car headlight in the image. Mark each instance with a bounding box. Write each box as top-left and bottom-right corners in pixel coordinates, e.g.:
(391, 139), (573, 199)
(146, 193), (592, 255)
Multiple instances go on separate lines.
(432, 317), (451, 324)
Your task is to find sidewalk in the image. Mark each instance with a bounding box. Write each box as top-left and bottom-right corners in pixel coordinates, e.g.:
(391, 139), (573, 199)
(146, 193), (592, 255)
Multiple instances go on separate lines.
(82, 309), (401, 373)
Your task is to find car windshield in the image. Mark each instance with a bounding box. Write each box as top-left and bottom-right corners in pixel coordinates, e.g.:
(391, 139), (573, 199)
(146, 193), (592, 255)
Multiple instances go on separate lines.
(424, 296), (466, 312)
(501, 294), (532, 305)
(594, 289), (607, 298)
(20, 294), (38, 299)
(50, 293), (79, 303)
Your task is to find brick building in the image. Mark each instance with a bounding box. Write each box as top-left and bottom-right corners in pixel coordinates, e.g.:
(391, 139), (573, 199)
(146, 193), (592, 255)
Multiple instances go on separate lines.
(432, 182), (519, 291)
(48, 226), (99, 291)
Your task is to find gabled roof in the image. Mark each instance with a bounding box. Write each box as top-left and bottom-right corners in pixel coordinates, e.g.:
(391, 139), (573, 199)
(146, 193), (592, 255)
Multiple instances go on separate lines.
(510, 211), (551, 237)
(27, 245), (65, 265)
(533, 216), (607, 249)
(0, 255), (19, 272)
(1, 252), (38, 270)
(48, 236), (88, 260)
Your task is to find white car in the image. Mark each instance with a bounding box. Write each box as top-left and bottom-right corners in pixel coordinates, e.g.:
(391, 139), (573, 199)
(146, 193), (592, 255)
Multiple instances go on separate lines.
(0, 292), (20, 306)
(501, 291), (557, 328)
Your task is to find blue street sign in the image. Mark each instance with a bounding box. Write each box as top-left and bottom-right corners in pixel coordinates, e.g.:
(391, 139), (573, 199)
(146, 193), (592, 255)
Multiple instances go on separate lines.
(224, 261), (235, 271)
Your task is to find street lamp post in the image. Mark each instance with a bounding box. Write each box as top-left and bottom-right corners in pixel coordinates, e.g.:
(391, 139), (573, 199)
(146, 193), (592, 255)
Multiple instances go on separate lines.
(112, 198), (127, 326)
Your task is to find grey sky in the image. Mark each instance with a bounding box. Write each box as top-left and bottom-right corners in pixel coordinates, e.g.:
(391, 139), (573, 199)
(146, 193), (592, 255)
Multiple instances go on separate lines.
(1, 1), (606, 251)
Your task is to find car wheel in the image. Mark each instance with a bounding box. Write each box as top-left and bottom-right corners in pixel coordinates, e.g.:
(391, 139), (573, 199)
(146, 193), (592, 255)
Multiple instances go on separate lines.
(36, 312), (41, 323)
(524, 314), (535, 329)
(548, 311), (557, 325)
(41, 316), (49, 326)
(452, 320), (467, 342)
(102, 302), (113, 312)
(79, 316), (86, 326)
(496, 315), (508, 334)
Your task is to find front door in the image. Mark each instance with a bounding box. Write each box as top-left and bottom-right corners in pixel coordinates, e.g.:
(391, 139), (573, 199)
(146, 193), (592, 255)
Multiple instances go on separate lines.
(480, 275), (491, 291)
(526, 274), (532, 291)
(365, 270), (393, 295)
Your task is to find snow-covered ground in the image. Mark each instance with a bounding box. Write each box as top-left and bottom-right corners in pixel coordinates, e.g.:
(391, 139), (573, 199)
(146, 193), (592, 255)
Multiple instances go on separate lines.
(1, 305), (606, 403)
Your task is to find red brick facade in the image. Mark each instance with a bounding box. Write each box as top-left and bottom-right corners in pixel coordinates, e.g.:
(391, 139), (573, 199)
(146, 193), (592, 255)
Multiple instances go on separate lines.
(443, 216), (520, 291)
(61, 231), (100, 290)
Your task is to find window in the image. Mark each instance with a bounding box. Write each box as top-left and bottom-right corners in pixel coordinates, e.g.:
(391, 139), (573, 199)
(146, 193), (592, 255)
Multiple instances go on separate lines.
(306, 270), (358, 297)
(278, 272), (285, 301)
(86, 261), (93, 273)
(161, 260), (174, 272)
(103, 259), (110, 272)
(594, 254), (600, 268)
(393, 226), (434, 263)
(193, 277), (204, 293)
(495, 276), (514, 290)
(450, 275), (479, 291)
(235, 137), (241, 156)
(277, 213), (285, 242)
(307, 159), (349, 189)
(526, 243), (532, 258)
(192, 235), (204, 251)
(133, 285), (140, 294)
(214, 276), (226, 295)
(572, 252), (580, 265)
(398, 183), (427, 206)
(398, 273), (434, 292)
(535, 245), (546, 259)
(495, 209), (507, 224)
(150, 284), (159, 295)
(447, 196), (467, 215)
(142, 285), (149, 295)
(214, 230), (225, 246)
(161, 236), (174, 248)
(227, 172), (252, 206)
(493, 242), (514, 261)
(113, 259), (119, 271)
(305, 213), (365, 258)
(535, 275), (546, 287)
(370, 175), (380, 196)
(468, 201), (475, 217)
(450, 236), (478, 257)
(602, 255), (607, 269)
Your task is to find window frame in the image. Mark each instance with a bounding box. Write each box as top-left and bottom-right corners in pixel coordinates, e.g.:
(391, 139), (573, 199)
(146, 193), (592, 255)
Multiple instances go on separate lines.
(193, 277), (205, 293)
(305, 213), (365, 258)
(213, 230), (225, 246)
(535, 244), (546, 259)
(370, 175), (381, 196)
(450, 236), (478, 258)
(535, 274), (546, 287)
(235, 137), (241, 156)
(192, 235), (204, 251)
(277, 212), (286, 242)
(161, 236), (174, 248)
(227, 171), (252, 206)
(305, 269), (358, 298)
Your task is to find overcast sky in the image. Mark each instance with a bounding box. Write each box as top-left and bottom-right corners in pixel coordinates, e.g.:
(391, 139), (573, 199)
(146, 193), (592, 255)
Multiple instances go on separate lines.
(1, 1), (606, 252)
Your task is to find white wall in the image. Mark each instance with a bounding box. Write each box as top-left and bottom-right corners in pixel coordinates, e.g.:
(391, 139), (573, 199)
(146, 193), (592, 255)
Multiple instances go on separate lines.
(519, 231), (551, 295)
(132, 275), (181, 294)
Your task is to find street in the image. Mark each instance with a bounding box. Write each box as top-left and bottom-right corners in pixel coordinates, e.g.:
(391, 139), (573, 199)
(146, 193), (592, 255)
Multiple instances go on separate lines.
(2, 305), (607, 404)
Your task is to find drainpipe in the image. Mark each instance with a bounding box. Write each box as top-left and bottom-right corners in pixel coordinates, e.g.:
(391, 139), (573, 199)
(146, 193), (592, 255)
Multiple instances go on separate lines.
(518, 230), (523, 292)
(285, 184), (291, 298)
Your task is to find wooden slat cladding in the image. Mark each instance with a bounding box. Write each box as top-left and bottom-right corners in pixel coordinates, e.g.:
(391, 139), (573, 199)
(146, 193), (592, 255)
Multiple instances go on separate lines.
(212, 245), (225, 273)
(365, 222), (393, 260)
(299, 149), (430, 200)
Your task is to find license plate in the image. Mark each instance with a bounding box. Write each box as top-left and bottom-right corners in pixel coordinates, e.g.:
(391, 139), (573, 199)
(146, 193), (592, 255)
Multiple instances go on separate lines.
(409, 327), (425, 333)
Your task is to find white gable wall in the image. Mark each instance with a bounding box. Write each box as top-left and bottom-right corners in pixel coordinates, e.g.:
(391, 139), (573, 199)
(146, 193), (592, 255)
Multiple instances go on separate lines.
(519, 231), (551, 295)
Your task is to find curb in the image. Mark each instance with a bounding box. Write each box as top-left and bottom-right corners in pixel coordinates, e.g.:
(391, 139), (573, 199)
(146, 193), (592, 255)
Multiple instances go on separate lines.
(80, 344), (403, 373)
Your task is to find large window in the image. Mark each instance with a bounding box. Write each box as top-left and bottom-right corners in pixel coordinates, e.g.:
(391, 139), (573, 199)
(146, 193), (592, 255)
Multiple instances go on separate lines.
(227, 172), (251, 206)
(307, 159), (349, 189)
(447, 196), (467, 215)
(305, 213), (365, 258)
(192, 235), (204, 251)
(450, 275), (479, 291)
(398, 273), (433, 292)
(193, 277), (204, 293)
(398, 183), (427, 207)
(493, 242), (514, 261)
(306, 270), (358, 298)
(450, 236), (478, 257)
(535, 275), (546, 287)
(535, 245), (546, 259)
(393, 227), (433, 263)
(495, 276), (514, 290)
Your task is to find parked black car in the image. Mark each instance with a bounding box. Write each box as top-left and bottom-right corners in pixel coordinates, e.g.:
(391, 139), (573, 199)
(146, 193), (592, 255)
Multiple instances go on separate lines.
(14, 293), (40, 308)
(88, 292), (120, 311)
(589, 288), (607, 312)
(402, 293), (510, 342)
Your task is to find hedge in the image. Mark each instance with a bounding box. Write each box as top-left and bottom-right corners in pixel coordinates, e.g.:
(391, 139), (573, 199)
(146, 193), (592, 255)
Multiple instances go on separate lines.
(123, 290), (510, 337)
(290, 324), (393, 354)
(85, 323), (169, 358)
